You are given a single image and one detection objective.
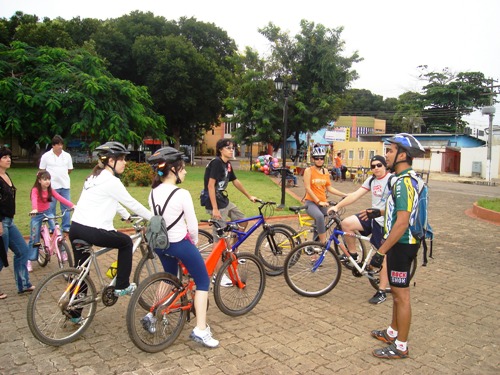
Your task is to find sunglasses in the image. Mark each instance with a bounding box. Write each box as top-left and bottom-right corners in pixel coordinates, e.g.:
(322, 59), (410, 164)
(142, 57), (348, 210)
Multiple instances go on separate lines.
(371, 163), (383, 169)
(313, 157), (325, 161)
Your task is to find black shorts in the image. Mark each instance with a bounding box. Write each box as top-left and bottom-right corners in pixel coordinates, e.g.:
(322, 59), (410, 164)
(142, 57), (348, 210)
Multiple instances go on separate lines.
(355, 214), (383, 249)
(386, 242), (419, 288)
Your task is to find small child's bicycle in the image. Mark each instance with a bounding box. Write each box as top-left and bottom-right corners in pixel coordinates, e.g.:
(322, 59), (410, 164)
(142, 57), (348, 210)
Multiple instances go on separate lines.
(32, 209), (73, 269)
(126, 219), (266, 353)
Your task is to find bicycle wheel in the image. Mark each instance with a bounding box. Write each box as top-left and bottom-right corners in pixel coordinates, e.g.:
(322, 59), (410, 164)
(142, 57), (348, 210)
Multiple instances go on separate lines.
(213, 252), (266, 316)
(284, 241), (342, 297)
(197, 229), (214, 260)
(133, 246), (163, 286)
(254, 226), (295, 276)
(37, 237), (50, 267)
(57, 240), (74, 269)
(368, 255), (418, 291)
(127, 272), (188, 353)
(27, 268), (97, 346)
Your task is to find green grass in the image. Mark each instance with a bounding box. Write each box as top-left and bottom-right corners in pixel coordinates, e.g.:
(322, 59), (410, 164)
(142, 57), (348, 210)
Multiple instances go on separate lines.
(477, 198), (500, 212)
(8, 165), (301, 235)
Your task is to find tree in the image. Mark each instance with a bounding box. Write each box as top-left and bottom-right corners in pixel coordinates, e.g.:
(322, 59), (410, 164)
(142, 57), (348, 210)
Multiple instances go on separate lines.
(0, 42), (165, 153)
(91, 12), (237, 146)
(230, 20), (361, 156)
(418, 66), (492, 132)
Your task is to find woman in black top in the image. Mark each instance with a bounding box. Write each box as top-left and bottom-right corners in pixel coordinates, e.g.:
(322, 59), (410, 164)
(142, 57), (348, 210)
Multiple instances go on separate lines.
(0, 147), (34, 296)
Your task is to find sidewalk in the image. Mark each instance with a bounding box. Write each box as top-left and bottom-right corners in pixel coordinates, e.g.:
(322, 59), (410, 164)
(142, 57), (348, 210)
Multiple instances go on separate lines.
(0, 175), (499, 374)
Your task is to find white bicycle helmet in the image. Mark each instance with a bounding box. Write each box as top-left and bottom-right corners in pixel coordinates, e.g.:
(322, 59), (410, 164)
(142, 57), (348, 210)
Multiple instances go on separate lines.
(386, 133), (425, 158)
(311, 145), (326, 158)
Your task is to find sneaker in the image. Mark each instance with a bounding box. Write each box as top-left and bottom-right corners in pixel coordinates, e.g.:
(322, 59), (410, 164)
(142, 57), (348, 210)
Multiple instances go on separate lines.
(368, 290), (387, 305)
(370, 329), (396, 344)
(237, 258), (246, 265)
(61, 249), (68, 262)
(114, 283), (137, 297)
(26, 260), (33, 272)
(372, 343), (409, 359)
(349, 252), (358, 261)
(189, 325), (219, 348)
(220, 274), (233, 287)
(140, 312), (156, 334)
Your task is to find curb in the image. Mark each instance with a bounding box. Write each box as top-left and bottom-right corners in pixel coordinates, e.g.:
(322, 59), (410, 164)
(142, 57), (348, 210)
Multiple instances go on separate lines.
(466, 202), (500, 226)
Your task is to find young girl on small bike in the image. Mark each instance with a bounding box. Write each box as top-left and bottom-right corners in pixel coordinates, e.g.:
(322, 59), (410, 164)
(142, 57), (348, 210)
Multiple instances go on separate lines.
(145, 147), (219, 348)
(27, 171), (75, 271)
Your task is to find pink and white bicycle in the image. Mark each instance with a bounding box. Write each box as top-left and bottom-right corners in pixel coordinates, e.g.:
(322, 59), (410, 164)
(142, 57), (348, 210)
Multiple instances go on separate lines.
(33, 209), (73, 270)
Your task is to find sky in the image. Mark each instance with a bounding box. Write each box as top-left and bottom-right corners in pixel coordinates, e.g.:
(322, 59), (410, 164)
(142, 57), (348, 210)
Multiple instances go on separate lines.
(2, 0), (499, 129)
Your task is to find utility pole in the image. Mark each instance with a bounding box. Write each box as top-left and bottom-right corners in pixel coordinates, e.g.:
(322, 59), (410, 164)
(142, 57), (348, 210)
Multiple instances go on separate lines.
(481, 79), (500, 184)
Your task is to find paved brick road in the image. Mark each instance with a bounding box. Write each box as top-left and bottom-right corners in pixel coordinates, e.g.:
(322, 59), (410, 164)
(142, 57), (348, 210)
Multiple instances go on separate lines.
(0, 175), (499, 374)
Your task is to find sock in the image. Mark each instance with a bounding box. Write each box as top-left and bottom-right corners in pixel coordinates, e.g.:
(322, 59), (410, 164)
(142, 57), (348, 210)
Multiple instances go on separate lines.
(395, 339), (407, 351)
(387, 326), (398, 338)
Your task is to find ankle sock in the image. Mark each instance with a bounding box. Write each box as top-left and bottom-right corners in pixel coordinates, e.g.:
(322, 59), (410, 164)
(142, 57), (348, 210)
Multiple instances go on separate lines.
(387, 326), (398, 338)
(395, 339), (407, 351)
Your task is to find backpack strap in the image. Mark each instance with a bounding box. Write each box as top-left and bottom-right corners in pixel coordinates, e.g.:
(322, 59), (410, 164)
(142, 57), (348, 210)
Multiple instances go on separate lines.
(150, 187), (183, 230)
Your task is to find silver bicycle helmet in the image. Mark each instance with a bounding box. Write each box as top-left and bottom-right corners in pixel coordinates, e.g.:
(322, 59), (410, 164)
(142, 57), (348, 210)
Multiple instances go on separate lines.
(95, 141), (130, 159)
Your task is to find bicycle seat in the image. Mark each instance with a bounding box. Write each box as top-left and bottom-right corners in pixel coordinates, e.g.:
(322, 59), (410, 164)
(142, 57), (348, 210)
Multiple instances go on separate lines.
(72, 239), (92, 251)
(289, 206), (307, 213)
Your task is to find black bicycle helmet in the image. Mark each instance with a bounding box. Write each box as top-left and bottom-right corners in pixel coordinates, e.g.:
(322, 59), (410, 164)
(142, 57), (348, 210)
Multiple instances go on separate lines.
(95, 141), (130, 159)
(386, 133), (425, 158)
(147, 147), (184, 167)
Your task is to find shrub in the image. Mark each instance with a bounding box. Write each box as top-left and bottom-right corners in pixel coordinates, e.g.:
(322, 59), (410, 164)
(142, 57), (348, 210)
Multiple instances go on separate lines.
(122, 161), (154, 187)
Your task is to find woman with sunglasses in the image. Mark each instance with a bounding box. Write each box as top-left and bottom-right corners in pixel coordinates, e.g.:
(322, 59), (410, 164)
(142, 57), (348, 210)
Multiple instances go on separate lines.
(303, 145), (347, 244)
(328, 155), (393, 304)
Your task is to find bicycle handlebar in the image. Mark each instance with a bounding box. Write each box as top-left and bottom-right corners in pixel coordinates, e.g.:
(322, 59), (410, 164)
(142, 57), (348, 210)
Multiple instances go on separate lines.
(28, 208), (73, 218)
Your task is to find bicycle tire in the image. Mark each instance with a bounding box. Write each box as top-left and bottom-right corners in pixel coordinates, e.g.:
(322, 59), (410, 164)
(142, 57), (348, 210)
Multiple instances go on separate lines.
(127, 272), (187, 353)
(37, 237), (50, 267)
(57, 240), (74, 269)
(284, 241), (342, 297)
(213, 252), (266, 316)
(133, 248), (163, 310)
(368, 256), (418, 291)
(197, 229), (214, 260)
(27, 268), (97, 346)
(254, 226), (295, 276)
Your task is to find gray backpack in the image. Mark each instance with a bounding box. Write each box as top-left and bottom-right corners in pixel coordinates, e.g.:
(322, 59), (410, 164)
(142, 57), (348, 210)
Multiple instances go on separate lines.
(145, 188), (183, 251)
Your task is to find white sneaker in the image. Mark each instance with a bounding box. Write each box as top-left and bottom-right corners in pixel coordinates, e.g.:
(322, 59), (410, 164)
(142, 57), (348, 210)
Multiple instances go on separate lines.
(220, 274), (233, 287)
(189, 325), (219, 348)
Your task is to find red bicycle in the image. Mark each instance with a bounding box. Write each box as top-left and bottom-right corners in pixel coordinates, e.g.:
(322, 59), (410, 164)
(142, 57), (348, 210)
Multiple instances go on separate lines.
(126, 219), (266, 352)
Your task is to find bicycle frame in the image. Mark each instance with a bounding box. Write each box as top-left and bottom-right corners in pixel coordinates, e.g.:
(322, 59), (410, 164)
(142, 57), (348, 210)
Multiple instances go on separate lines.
(149, 223), (245, 315)
(316, 227), (378, 279)
(40, 216), (64, 259)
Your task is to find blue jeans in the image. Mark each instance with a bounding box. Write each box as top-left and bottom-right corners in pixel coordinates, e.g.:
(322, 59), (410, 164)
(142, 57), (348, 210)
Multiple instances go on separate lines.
(28, 210), (53, 261)
(50, 188), (71, 232)
(1, 218), (33, 292)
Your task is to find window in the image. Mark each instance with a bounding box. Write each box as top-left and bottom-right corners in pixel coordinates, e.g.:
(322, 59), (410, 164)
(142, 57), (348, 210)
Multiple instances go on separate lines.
(358, 149), (365, 160)
(348, 150), (354, 160)
(369, 150), (375, 160)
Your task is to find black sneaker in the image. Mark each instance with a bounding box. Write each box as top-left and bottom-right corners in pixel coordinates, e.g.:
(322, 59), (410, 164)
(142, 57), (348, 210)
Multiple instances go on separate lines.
(372, 343), (409, 359)
(368, 290), (387, 304)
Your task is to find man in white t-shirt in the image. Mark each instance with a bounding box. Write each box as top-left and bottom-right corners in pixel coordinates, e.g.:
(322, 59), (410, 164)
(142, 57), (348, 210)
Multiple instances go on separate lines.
(328, 155), (393, 304)
(39, 135), (73, 233)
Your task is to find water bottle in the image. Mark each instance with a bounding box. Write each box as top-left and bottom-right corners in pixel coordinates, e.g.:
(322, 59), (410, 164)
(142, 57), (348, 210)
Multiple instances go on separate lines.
(106, 261), (118, 279)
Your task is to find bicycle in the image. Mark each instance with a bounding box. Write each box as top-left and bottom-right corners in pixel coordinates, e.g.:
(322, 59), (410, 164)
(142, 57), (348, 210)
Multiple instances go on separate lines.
(26, 216), (161, 346)
(196, 200), (294, 277)
(126, 219), (266, 353)
(31, 209), (73, 269)
(270, 203), (369, 272)
(283, 212), (417, 297)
